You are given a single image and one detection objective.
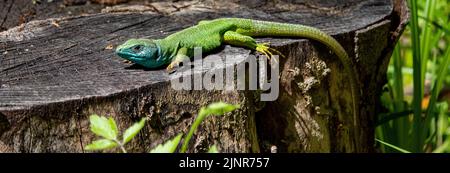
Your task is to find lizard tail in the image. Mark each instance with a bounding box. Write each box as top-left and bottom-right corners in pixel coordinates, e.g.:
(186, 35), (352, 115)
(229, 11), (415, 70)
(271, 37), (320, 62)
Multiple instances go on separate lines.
(235, 18), (361, 130)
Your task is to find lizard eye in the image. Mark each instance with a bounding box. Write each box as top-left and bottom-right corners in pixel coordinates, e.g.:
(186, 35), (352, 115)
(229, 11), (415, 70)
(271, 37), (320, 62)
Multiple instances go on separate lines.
(132, 45), (143, 53)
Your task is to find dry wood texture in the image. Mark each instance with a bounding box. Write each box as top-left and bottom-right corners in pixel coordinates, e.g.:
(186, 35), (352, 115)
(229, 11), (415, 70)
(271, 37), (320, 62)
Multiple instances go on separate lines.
(0, 0), (408, 152)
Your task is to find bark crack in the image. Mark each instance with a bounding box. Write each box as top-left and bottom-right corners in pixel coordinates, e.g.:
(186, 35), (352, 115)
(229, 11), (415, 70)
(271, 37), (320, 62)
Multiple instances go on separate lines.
(0, 2), (13, 29)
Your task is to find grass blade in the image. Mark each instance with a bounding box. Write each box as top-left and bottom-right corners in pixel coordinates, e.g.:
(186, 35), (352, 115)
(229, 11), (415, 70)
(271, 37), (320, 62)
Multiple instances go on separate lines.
(375, 138), (411, 153)
(393, 43), (405, 111)
(408, 0), (424, 152)
(420, 0), (436, 85)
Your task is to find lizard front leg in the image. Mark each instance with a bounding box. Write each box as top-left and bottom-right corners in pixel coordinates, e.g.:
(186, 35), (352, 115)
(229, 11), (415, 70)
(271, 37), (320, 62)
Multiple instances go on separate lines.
(166, 47), (189, 73)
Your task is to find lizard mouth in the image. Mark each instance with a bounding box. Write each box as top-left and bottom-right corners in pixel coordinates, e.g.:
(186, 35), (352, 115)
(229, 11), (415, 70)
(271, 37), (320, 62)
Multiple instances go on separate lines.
(116, 52), (143, 62)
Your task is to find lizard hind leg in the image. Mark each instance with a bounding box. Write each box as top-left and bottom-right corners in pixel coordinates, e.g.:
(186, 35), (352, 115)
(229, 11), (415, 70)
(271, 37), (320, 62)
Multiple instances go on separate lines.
(223, 31), (285, 63)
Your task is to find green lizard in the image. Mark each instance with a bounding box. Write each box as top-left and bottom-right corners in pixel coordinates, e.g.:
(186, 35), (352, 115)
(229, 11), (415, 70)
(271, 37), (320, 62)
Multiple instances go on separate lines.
(116, 18), (360, 119)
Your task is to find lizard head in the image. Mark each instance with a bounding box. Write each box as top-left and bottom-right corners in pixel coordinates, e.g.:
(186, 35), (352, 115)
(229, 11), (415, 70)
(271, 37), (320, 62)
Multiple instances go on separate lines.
(116, 39), (163, 68)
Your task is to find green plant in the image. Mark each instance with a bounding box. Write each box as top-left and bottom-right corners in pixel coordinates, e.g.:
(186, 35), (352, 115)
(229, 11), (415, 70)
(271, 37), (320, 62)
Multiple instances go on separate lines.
(152, 102), (240, 153)
(150, 134), (183, 153)
(85, 102), (239, 153)
(376, 0), (450, 153)
(85, 115), (146, 153)
(375, 139), (411, 153)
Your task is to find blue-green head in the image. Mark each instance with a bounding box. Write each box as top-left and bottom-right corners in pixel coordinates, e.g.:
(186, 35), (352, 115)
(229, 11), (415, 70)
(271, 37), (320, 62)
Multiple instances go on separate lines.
(116, 39), (164, 68)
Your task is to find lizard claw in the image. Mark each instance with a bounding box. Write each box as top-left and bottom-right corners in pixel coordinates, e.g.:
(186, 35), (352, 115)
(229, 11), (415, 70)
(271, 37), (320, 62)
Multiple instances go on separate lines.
(255, 43), (285, 64)
(123, 60), (132, 64)
(166, 61), (180, 73)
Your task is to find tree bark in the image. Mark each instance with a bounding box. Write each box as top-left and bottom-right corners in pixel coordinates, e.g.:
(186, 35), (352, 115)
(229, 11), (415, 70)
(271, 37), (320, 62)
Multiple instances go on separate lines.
(0, 0), (408, 153)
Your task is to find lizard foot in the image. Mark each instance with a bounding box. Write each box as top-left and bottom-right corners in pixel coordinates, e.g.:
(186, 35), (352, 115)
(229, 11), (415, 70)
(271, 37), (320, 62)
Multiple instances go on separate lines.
(255, 43), (285, 63)
(123, 60), (132, 64)
(166, 61), (181, 73)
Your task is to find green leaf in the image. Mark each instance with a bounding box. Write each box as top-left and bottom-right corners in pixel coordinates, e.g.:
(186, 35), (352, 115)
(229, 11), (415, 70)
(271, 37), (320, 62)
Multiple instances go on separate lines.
(89, 115), (118, 140)
(207, 145), (219, 153)
(109, 117), (118, 139)
(150, 134), (182, 153)
(85, 139), (118, 151)
(122, 118), (146, 144)
(205, 102), (240, 116)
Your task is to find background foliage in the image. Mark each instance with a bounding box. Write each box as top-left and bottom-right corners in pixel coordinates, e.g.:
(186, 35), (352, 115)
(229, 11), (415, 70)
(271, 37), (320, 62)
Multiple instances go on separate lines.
(377, 0), (450, 153)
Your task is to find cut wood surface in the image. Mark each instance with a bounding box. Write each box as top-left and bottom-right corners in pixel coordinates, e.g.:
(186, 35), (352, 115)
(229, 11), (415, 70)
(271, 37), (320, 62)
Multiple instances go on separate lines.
(0, 0), (408, 152)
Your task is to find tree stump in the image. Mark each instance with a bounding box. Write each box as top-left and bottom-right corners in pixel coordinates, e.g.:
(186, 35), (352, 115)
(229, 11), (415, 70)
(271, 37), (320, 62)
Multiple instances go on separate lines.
(0, 0), (409, 153)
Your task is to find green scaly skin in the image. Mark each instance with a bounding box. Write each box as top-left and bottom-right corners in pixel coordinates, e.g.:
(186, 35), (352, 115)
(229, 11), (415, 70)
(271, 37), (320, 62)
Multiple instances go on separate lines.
(116, 18), (360, 124)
